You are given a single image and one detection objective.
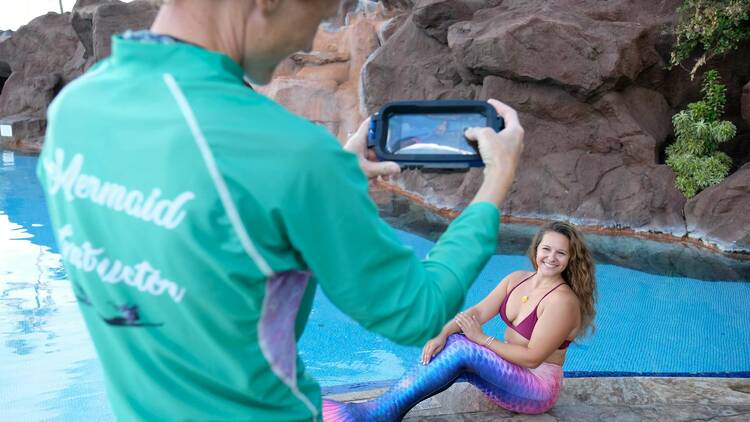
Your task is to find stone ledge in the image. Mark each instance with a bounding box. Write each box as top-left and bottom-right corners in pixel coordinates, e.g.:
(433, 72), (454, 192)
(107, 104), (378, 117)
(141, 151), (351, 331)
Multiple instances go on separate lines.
(325, 377), (750, 421)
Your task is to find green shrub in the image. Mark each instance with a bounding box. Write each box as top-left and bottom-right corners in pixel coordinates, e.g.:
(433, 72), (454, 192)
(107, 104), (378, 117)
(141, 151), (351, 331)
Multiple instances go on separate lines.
(666, 70), (736, 198)
(669, 0), (750, 78)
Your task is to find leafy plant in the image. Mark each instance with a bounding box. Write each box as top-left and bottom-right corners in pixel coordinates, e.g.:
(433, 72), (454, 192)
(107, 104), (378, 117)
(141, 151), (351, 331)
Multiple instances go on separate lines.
(666, 70), (736, 198)
(669, 0), (750, 78)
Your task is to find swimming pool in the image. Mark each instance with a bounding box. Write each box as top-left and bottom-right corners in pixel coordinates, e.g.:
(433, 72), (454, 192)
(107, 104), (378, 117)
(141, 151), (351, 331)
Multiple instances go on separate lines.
(2, 151), (749, 421)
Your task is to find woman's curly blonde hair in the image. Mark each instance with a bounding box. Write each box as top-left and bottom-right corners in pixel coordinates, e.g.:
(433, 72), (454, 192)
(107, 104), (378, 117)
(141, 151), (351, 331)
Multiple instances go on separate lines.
(527, 221), (597, 336)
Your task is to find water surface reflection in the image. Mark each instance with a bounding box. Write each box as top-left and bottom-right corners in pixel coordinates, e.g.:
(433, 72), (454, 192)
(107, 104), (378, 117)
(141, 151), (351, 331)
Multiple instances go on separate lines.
(372, 187), (750, 280)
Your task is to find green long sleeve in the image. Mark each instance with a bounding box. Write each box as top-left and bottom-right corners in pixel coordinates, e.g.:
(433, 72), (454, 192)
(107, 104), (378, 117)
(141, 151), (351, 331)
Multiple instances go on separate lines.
(281, 137), (500, 345)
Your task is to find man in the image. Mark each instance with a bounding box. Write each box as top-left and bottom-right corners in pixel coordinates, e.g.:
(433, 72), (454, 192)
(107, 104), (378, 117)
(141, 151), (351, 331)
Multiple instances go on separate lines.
(37, 0), (524, 420)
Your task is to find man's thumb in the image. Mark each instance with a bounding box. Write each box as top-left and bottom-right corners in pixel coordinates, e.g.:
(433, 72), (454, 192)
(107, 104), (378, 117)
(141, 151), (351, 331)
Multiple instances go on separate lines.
(365, 161), (401, 178)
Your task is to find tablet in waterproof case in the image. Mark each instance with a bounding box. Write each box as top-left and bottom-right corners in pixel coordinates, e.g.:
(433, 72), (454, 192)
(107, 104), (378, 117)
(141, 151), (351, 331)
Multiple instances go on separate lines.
(367, 100), (504, 169)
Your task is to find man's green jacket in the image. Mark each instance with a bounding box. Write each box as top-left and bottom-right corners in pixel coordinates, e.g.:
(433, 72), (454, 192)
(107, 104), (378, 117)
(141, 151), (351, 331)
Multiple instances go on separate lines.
(37, 36), (499, 421)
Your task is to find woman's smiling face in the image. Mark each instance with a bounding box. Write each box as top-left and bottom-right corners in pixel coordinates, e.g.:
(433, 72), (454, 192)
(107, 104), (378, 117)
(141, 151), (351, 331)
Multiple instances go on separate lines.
(535, 231), (570, 276)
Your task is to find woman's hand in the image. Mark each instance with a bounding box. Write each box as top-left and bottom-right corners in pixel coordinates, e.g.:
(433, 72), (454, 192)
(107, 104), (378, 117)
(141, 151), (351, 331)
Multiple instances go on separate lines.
(344, 118), (401, 179)
(454, 312), (487, 345)
(421, 335), (446, 365)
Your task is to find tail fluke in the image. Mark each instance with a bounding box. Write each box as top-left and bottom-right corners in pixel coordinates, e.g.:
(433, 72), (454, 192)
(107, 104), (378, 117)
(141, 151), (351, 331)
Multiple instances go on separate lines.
(323, 399), (360, 422)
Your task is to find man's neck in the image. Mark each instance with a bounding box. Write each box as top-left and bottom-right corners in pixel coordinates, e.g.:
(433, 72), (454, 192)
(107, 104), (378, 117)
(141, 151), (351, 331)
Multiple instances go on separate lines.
(150, 2), (241, 63)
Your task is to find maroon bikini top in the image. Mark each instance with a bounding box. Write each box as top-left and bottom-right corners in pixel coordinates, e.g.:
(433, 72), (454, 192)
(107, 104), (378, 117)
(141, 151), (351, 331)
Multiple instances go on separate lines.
(499, 273), (571, 350)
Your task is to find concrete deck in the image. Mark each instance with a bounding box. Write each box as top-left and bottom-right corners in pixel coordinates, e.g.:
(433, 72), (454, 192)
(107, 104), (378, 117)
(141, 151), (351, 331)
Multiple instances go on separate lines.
(325, 377), (750, 421)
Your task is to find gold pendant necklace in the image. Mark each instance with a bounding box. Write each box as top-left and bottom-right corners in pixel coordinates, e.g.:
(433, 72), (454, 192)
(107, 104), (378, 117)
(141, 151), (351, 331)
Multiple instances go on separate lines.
(521, 295), (529, 303)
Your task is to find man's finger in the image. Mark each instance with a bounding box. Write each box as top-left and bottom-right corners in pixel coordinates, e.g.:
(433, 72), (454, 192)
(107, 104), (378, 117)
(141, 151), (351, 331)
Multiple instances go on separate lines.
(464, 126), (494, 140)
(353, 117), (371, 138)
(345, 118), (373, 152)
(487, 98), (521, 130)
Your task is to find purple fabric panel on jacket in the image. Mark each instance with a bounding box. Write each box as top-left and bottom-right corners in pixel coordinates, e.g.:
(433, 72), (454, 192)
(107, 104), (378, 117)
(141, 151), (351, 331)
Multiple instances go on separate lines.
(258, 269), (311, 386)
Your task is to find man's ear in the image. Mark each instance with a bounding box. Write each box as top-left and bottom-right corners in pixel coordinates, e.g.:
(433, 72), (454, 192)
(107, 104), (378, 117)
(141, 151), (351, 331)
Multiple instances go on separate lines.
(256, 0), (283, 14)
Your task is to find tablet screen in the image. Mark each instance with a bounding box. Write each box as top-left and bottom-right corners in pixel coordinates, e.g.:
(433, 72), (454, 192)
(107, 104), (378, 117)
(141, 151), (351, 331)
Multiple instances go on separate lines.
(386, 113), (485, 155)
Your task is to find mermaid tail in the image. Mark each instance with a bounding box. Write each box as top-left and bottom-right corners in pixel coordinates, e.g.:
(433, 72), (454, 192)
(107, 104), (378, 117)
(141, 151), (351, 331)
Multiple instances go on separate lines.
(322, 399), (368, 422)
(322, 334), (562, 421)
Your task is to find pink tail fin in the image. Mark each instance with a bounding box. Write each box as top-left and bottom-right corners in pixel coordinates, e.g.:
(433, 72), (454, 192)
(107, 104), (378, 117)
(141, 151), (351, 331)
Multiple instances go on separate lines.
(322, 399), (358, 422)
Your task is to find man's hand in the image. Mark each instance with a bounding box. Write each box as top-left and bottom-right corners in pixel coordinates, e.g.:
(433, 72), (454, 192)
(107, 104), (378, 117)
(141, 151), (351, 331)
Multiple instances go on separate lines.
(344, 118), (401, 179)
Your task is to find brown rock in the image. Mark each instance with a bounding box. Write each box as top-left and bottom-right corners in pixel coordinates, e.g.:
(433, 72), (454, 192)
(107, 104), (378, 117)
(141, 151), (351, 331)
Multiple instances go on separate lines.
(0, 32), (10, 95)
(381, 0), (415, 10)
(71, 0), (117, 60)
(3, 0), (748, 250)
(363, 16), (477, 113)
(357, 1), (722, 238)
(346, 14), (381, 83)
(0, 13), (83, 152)
(685, 162), (750, 251)
(0, 1), (157, 152)
(296, 62), (350, 85)
(447, 4), (661, 96)
(656, 48), (750, 120)
(412, 0), (502, 44)
(262, 10), (391, 142)
(0, 13), (81, 113)
(479, 76), (673, 164)
(742, 81), (750, 128)
(290, 51), (350, 67)
(0, 115), (47, 152)
(91, 0), (158, 61)
(260, 77), (341, 134)
(384, 74), (682, 234)
(325, 0), (362, 28)
(503, 77), (683, 233)
(376, 13), (408, 45)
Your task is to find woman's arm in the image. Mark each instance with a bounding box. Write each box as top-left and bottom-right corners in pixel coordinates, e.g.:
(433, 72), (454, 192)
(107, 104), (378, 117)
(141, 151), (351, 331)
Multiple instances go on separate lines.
(433, 270), (527, 339)
(455, 293), (580, 368)
(472, 270), (529, 324)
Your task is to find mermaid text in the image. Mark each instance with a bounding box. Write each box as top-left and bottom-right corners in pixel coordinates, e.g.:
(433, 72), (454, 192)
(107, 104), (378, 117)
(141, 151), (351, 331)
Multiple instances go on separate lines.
(43, 147), (195, 230)
(59, 225), (187, 303)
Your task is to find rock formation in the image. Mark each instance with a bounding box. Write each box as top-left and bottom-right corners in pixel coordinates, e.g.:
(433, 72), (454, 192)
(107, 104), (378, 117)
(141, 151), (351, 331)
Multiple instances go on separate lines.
(0, 0), (748, 253)
(0, 31), (11, 97)
(0, 12), (83, 151)
(0, 0), (157, 152)
(743, 81), (750, 128)
(256, 6), (390, 140)
(685, 161), (750, 252)
(356, 0), (749, 251)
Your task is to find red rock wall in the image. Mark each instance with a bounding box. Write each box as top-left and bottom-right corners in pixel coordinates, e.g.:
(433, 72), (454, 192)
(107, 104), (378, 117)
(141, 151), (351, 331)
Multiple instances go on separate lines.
(350, 0), (749, 251)
(0, 0), (158, 152)
(256, 3), (395, 141)
(0, 0), (748, 252)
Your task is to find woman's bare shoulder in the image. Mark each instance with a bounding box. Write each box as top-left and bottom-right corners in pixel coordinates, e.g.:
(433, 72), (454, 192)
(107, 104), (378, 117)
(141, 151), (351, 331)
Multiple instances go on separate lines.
(485, 270), (533, 301)
(505, 270), (533, 281)
(544, 284), (580, 311)
(501, 270), (533, 288)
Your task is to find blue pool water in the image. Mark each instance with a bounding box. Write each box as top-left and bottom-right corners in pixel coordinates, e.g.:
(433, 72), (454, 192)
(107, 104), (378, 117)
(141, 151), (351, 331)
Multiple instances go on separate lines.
(2, 151), (749, 420)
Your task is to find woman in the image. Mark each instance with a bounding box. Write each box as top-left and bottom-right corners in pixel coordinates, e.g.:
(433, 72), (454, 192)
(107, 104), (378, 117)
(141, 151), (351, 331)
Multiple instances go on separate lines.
(324, 221), (596, 420)
(37, 0), (525, 420)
